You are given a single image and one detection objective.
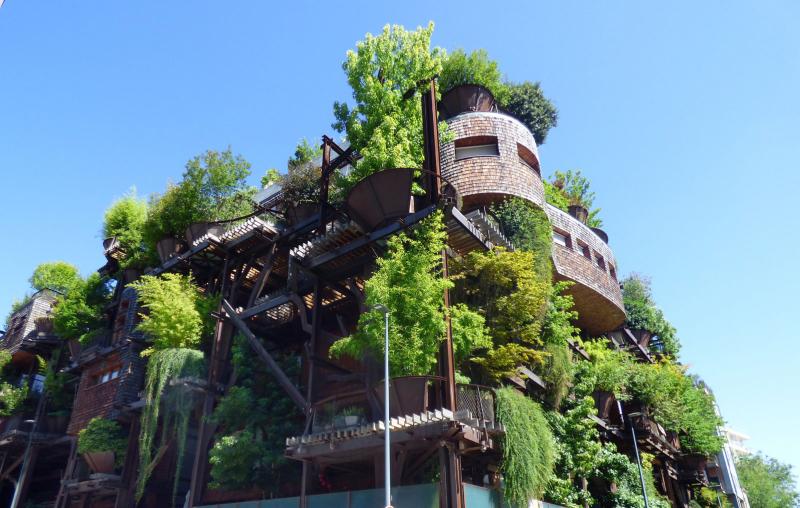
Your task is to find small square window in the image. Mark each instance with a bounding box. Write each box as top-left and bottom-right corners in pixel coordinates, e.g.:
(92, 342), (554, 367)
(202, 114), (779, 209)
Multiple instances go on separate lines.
(595, 254), (606, 271)
(553, 230), (570, 248)
(576, 241), (591, 259)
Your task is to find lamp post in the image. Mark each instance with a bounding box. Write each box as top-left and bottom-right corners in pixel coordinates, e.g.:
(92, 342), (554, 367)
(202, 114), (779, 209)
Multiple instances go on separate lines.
(370, 304), (391, 508)
(618, 401), (650, 508)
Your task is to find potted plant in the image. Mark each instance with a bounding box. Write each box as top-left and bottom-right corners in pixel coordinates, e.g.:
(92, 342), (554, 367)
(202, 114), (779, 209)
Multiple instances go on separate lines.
(281, 160), (323, 226)
(334, 406), (365, 428)
(77, 417), (127, 474)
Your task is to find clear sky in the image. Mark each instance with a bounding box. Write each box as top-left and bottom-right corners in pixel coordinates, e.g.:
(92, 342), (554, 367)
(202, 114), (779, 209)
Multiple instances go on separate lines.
(2, 0), (798, 476)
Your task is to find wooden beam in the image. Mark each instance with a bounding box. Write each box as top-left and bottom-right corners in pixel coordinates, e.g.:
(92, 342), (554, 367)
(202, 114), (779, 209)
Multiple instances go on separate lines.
(222, 299), (308, 412)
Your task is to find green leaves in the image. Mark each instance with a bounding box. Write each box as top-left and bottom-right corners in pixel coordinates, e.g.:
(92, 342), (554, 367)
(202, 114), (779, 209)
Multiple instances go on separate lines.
(52, 272), (113, 345)
(495, 387), (555, 506)
(621, 274), (681, 358)
(30, 261), (82, 294)
(330, 211), (483, 377)
(103, 190), (150, 269)
(333, 23), (443, 188)
(128, 273), (204, 353)
(439, 49), (509, 104)
(737, 454), (800, 508)
(503, 82), (558, 145)
(77, 417), (127, 465)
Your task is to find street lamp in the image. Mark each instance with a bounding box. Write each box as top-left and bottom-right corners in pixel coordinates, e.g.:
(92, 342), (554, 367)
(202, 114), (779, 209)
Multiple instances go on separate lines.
(618, 401), (650, 508)
(370, 304), (392, 508)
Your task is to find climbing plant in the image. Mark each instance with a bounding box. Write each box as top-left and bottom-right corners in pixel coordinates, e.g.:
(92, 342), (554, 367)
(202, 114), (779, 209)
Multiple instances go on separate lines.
(495, 387), (555, 506)
(490, 197), (553, 281)
(136, 347), (205, 502)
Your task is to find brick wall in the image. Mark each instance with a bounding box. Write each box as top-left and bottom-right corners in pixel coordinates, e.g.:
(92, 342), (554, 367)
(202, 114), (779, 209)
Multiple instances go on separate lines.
(545, 204), (626, 334)
(67, 351), (123, 435)
(441, 112), (545, 210)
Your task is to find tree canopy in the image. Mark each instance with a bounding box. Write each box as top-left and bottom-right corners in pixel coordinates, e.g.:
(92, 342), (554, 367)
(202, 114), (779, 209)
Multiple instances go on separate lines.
(30, 261), (82, 294)
(737, 453), (800, 508)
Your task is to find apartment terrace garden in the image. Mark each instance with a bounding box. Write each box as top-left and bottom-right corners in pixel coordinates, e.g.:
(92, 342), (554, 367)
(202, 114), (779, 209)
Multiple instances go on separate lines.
(0, 23), (730, 508)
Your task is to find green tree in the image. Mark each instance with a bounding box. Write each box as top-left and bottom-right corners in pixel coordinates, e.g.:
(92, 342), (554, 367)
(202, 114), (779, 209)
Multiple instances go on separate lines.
(103, 190), (150, 269)
(547, 170), (603, 228)
(439, 49), (509, 103)
(503, 81), (558, 145)
(30, 261), (82, 294)
(52, 273), (112, 344)
(621, 274), (681, 358)
(330, 211), (486, 376)
(737, 454), (800, 508)
(143, 148), (255, 245)
(332, 23), (443, 188)
(128, 273), (204, 354)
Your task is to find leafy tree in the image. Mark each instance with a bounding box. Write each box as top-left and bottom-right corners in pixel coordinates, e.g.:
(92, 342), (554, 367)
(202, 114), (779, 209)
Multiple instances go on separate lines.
(261, 168), (281, 189)
(439, 49), (509, 103)
(30, 261), (82, 294)
(503, 81), (558, 145)
(453, 248), (550, 380)
(622, 274), (681, 358)
(128, 273), (204, 354)
(737, 454), (800, 508)
(103, 190), (150, 269)
(490, 197), (552, 281)
(52, 273), (113, 345)
(332, 23), (444, 188)
(0, 350), (28, 417)
(544, 180), (569, 211)
(330, 211), (486, 376)
(143, 148), (255, 245)
(495, 387), (555, 506)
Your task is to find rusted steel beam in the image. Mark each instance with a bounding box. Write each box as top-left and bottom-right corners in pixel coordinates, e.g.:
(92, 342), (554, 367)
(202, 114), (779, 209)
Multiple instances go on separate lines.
(222, 299), (308, 412)
(246, 245), (277, 309)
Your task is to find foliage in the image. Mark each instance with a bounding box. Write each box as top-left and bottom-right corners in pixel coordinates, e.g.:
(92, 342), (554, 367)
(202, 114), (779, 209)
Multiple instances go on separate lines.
(128, 273), (204, 354)
(261, 168), (281, 188)
(439, 49), (508, 103)
(0, 351), (28, 417)
(503, 81), (559, 145)
(332, 23), (443, 189)
(611, 452), (671, 508)
(490, 197), (552, 281)
(547, 170), (603, 228)
(30, 261), (82, 294)
(4, 295), (32, 329)
(543, 180), (569, 211)
(103, 190), (150, 269)
(52, 273), (113, 345)
(495, 387), (555, 506)
(622, 274), (681, 358)
(539, 282), (579, 409)
(136, 348), (205, 502)
(580, 339), (723, 455)
(77, 417), (127, 466)
(143, 148), (255, 245)
(737, 453), (800, 508)
(209, 336), (302, 493)
(330, 212), (486, 376)
(289, 138), (323, 166)
(453, 248), (550, 380)
(40, 349), (74, 413)
(695, 486), (732, 508)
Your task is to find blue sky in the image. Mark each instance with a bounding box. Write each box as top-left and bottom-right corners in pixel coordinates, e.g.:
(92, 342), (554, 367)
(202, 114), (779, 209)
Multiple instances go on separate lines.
(2, 0), (798, 476)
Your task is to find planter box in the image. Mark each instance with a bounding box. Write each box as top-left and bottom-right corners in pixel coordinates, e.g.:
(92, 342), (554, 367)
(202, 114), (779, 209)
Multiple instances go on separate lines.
(346, 168), (414, 231)
(155, 237), (184, 263)
(83, 451), (116, 474)
(185, 222), (226, 244)
(284, 203), (318, 226)
(568, 205), (589, 224)
(439, 84), (497, 119)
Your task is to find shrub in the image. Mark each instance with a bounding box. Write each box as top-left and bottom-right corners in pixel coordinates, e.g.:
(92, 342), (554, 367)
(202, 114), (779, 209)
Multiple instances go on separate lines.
(0, 351), (28, 417)
(490, 197), (552, 281)
(502, 81), (558, 145)
(77, 417), (127, 465)
(621, 274), (681, 358)
(546, 170), (603, 228)
(495, 387), (555, 506)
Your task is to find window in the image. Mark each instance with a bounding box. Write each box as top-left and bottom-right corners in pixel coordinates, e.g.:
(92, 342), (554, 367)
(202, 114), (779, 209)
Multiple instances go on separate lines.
(553, 229), (571, 248)
(517, 143), (540, 175)
(595, 253), (606, 271)
(576, 240), (591, 259)
(609, 264), (617, 280)
(112, 300), (130, 343)
(454, 136), (499, 161)
(93, 367), (122, 386)
(31, 374), (45, 394)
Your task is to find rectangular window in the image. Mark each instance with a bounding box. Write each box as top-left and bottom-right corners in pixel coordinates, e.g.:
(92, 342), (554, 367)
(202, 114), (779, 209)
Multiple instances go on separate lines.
(595, 253), (606, 271)
(454, 136), (499, 161)
(576, 240), (591, 259)
(553, 230), (570, 248)
(517, 143), (540, 175)
(609, 264), (617, 280)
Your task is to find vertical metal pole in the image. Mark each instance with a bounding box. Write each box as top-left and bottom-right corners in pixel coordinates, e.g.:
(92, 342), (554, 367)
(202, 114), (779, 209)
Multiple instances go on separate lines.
(629, 418), (650, 508)
(384, 310), (391, 508)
